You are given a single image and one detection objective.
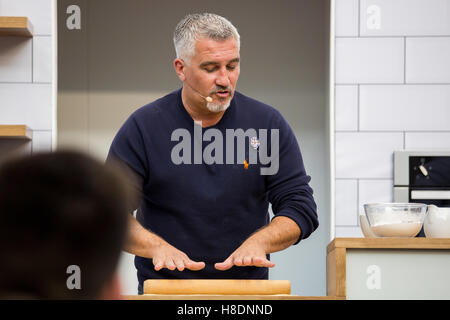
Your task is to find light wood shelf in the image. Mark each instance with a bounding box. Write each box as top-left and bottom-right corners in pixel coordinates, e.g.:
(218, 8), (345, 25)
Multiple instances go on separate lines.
(0, 17), (33, 37)
(327, 237), (450, 253)
(0, 125), (33, 140)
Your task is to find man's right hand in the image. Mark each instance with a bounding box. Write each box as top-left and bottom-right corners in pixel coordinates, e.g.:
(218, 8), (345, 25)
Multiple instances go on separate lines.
(125, 215), (205, 272)
(151, 241), (205, 272)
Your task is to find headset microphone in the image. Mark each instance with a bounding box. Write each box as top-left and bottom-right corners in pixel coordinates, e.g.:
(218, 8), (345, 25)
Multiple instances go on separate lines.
(185, 81), (213, 102)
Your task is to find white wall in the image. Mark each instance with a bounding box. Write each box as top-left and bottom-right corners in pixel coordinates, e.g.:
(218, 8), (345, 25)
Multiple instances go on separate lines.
(0, 0), (54, 159)
(334, 0), (450, 237)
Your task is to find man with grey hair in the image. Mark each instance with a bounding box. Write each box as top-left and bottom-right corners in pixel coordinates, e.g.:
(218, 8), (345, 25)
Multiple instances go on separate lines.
(173, 13), (241, 114)
(107, 13), (318, 294)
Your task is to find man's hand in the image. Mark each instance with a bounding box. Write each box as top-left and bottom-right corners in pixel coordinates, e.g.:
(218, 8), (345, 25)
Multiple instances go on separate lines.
(152, 241), (205, 272)
(214, 238), (275, 271)
(214, 216), (301, 271)
(125, 215), (205, 272)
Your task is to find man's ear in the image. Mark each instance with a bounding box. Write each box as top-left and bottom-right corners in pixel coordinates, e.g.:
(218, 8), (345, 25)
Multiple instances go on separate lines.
(174, 58), (186, 81)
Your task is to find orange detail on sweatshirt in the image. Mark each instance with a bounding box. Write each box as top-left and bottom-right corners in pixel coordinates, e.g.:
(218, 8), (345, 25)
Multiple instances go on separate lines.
(244, 159), (249, 170)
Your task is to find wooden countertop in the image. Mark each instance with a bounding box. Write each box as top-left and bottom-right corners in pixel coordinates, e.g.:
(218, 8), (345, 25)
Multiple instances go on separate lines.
(122, 294), (345, 300)
(327, 237), (450, 253)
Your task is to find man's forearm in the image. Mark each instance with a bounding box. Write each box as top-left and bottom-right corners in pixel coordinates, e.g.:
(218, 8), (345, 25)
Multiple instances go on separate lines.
(124, 215), (206, 271)
(247, 216), (301, 254)
(124, 214), (165, 259)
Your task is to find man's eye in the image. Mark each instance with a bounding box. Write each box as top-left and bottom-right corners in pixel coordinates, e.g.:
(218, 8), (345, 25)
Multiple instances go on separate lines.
(227, 65), (236, 70)
(204, 67), (217, 73)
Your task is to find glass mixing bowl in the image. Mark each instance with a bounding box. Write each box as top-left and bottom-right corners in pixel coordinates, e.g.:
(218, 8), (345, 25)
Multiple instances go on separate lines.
(363, 203), (428, 237)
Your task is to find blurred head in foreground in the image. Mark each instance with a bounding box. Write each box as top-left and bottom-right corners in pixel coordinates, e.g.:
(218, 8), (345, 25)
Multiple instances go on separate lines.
(0, 150), (134, 299)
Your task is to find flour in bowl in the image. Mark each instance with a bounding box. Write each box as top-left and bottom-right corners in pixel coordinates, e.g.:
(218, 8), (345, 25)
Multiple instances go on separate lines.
(371, 222), (422, 237)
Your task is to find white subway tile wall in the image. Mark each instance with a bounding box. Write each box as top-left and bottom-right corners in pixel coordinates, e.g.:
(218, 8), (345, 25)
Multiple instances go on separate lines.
(0, 37), (32, 82)
(336, 132), (403, 179)
(406, 37), (450, 83)
(335, 0), (359, 36)
(360, 0), (450, 36)
(33, 36), (52, 83)
(335, 179), (358, 225)
(335, 85), (359, 131)
(0, 0), (53, 155)
(334, 0), (450, 236)
(0, 83), (52, 130)
(360, 85), (450, 131)
(336, 37), (404, 84)
(405, 132), (450, 150)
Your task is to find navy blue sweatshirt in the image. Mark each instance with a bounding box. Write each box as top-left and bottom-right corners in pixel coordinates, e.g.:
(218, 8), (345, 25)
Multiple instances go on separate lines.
(107, 88), (318, 286)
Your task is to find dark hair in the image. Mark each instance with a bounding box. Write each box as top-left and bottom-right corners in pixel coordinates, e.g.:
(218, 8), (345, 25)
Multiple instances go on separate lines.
(0, 150), (133, 299)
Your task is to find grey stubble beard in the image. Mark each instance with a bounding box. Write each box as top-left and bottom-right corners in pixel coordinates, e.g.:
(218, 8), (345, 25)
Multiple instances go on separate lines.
(205, 99), (231, 112)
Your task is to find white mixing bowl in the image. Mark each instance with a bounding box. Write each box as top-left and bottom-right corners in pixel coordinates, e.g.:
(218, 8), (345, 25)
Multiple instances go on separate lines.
(424, 205), (450, 238)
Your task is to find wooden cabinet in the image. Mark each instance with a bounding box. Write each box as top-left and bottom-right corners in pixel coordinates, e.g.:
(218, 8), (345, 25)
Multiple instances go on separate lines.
(327, 238), (450, 299)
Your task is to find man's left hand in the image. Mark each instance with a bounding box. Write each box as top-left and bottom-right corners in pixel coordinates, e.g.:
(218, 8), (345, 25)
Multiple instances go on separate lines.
(214, 238), (275, 271)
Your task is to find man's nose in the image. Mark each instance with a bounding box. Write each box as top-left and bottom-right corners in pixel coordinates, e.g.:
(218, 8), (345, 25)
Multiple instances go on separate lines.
(215, 68), (231, 87)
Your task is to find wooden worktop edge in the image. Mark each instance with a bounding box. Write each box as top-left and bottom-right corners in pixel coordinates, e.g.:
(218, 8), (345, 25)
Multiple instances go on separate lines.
(327, 237), (450, 253)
